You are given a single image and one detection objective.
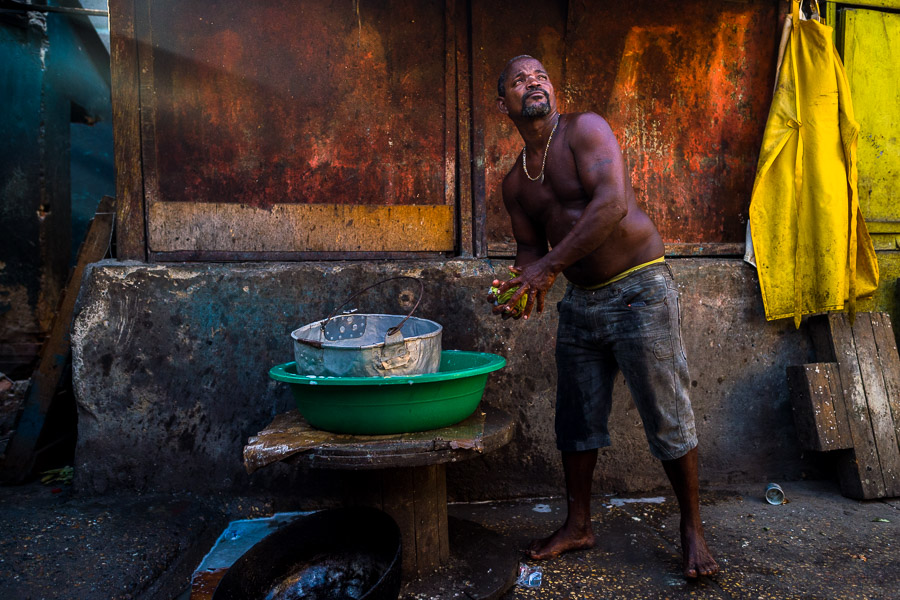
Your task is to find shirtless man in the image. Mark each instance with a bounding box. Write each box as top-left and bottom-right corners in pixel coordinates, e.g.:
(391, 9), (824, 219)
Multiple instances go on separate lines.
(490, 55), (719, 579)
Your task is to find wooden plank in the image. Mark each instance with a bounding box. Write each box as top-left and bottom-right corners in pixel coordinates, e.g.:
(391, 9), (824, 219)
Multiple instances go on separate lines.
(453, 0), (475, 257)
(488, 241), (746, 258)
(663, 243), (746, 257)
(412, 463), (445, 574)
(150, 250), (454, 262)
(809, 315), (864, 499)
(189, 568), (227, 600)
(809, 314), (838, 362)
(436, 463), (450, 562)
(864, 313), (900, 496)
(834, 1), (900, 15)
(0, 197), (115, 481)
(244, 409), (511, 473)
(382, 467), (417, 578)
(108, 0), (146, 260)
(444, 0), (464, 256)
(828, 361), (854, 448)
(871, 312), (900, 457)
(786, 363), (853, 451)
(864, 221), (900, 234)
(786, 364), (825, 451)
(147, 203), (455, 253)
(851, 314), (900, 496)
(135, 0), (159, 257)
(827, 314), (887, 499)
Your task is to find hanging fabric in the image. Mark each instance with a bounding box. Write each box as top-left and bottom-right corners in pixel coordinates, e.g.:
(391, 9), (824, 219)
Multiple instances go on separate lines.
(748, 0), (878, 327)
(744, 9), (795, 268)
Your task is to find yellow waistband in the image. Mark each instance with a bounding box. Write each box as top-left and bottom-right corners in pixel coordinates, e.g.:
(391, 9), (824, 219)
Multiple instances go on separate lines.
(575, 257), (666, 290)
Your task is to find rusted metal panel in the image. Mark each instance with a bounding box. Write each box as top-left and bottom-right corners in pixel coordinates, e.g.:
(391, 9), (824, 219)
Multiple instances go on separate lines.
(478, 0), (778, 252)
(143, 0), (450, 208)
(131, 0), (457, 255)
(565, 0), (778, 244)
(472, 0), (569, 254)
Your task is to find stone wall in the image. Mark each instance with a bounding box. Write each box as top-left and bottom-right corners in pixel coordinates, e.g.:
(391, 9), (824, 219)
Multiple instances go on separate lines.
(71, 258), (823, 501)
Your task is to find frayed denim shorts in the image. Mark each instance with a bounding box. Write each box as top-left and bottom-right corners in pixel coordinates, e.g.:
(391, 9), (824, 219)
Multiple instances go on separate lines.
(554, 263), (697, 460)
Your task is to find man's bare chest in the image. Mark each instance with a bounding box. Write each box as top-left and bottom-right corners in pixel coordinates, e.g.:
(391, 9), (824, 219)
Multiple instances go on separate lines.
(517, 165), (589, 222)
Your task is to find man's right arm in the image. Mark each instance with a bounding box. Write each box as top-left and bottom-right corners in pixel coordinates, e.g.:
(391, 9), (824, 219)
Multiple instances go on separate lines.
(502, 174), (548, 269)
(492, 175), (552, 318)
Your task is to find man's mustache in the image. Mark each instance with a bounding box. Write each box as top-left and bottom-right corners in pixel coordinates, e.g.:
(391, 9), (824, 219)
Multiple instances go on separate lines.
(524, 90), (547, 100)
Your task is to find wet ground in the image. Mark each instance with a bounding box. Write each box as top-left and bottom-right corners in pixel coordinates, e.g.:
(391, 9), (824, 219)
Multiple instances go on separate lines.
(1, 479), (898, 599)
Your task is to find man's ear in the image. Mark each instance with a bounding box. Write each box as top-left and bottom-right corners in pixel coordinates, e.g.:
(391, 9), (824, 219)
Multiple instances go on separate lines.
(497, 97), (509, 115)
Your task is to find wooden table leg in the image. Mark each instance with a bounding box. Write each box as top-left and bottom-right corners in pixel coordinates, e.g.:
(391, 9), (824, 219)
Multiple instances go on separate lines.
(378, 463), (450, 579)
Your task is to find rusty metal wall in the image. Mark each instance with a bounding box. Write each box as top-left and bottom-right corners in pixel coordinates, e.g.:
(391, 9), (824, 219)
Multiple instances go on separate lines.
(115, 0), (779, 256)
(471, 0), (569, 255)
(143, 0), (449, 209)
(477, 0), (779, 252)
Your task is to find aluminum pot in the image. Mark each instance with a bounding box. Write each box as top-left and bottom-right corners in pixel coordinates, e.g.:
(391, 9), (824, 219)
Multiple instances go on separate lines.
(291, 277), (442, 378)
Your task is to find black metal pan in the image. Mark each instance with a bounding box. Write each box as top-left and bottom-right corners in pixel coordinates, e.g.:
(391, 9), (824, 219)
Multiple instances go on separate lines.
(212, 506), (401, 600)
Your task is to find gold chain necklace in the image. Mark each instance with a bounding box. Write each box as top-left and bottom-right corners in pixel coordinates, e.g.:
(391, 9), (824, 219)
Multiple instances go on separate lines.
(521, 114), (560, 183)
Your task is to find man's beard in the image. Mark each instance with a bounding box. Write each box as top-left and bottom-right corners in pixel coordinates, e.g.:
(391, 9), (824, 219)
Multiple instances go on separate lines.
(522, 99), (551, 118)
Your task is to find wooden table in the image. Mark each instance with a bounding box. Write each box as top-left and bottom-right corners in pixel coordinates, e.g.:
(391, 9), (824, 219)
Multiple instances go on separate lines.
(189, 405), (518, 600)
(242, 404), (516, 580)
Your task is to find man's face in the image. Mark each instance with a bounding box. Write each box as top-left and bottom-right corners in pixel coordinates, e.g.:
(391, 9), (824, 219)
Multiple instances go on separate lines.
(499, 58), (556, 119)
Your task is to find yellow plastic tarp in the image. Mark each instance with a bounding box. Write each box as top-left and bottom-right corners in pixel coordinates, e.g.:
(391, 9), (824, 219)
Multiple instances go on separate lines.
(749, 1), (878, 327)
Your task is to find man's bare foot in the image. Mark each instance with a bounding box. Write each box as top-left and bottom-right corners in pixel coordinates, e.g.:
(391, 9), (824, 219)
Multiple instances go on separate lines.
(681, 521), (719, 579)
(526, 523), (595, 560)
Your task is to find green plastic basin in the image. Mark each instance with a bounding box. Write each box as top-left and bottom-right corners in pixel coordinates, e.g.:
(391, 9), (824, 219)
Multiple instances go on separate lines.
(268, 350), (506, 435)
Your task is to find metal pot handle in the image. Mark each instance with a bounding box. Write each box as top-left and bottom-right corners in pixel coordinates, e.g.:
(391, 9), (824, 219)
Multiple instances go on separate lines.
(320, 276), (424, 337)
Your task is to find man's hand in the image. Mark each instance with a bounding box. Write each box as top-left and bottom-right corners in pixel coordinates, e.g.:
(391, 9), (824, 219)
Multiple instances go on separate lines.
(490, 262), (557, 320)
(488, 277), (526, 319)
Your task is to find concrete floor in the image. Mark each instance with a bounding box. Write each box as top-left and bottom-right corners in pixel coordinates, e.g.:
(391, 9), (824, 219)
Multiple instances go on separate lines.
(0, 479), (898, 599)
(450, 481), (900, 600)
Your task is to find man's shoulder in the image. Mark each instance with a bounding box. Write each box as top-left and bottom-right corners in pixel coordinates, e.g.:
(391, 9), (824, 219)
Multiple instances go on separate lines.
(565, 111), (614, 137)
(563, 112), (618, 154)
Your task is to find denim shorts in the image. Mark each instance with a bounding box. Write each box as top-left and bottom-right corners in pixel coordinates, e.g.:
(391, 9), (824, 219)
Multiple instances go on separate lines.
(554, 263), (697, 460)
